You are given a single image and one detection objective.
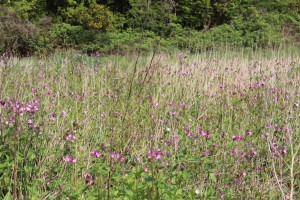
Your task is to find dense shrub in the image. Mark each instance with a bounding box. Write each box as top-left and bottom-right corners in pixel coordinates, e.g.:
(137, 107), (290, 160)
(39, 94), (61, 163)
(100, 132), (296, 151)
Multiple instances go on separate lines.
(79, 29), (159, 54)
(0, 6), (40, 56)
(60, 2), (123, 31)
(48, 23), (93, 49)
(0, 0), (299, 55)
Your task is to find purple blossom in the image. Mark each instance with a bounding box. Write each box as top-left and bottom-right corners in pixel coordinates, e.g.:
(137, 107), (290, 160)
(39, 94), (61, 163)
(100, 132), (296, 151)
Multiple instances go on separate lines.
(61, 110), (67, 117)
(49, 112), (56, 120)
(148, 149), (164, 160)
(84, 174), (93, 185)
(151, 102), (159, 108)
(110, 153), (125, 163)
(65, 134), (76, 142)
(62, 156), (77, 163)
(232, 135), (243, 141)
(201, 131), (208, 137)
(220, 84), (226, 89)
(284, 128), (292, 134)
(168, 101), (175, 106)
(246, 131), (253, 136)
(155, 154), (162, 160)
(169, 111), (178, 116)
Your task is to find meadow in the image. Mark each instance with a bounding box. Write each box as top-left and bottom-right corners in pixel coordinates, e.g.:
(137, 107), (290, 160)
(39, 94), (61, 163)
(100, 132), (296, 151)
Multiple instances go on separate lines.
(0, 47), (300, 199)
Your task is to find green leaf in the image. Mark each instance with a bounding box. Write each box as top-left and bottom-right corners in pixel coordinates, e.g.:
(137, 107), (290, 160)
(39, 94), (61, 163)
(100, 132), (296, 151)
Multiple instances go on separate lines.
(111, 190), (119, 196)
(186, 156), (199, 161)
(86, 196), (98, 200)
(175, 188), (182, 196)
(125, 189), (134, 197)
(24, 165), (33, 174)
(82, 186), (91, 193)
(3, 192), (13, 200)
(144, 176), (153, 182)
(27, 150), (36, 161)
(209, 173), (217, 183)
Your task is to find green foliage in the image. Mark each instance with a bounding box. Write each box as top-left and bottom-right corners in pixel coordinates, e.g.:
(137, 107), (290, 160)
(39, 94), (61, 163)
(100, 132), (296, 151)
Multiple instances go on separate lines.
(0, 0), (47, 20)
(1, 0), (300, 55)
(60, 2), (122, 31)
(79, 3), (121, 30)
(96, 0), (131, 14)
(127, 0), (175, 35)
(49, 23), (92, 49)
(79, 29), (159, 54)
(176, 0), (214, 30)
(0, 6), (40, 55)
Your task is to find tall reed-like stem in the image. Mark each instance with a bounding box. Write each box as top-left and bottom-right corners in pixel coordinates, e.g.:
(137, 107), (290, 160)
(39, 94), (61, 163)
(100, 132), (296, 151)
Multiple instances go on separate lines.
(13, 123), (18, 200)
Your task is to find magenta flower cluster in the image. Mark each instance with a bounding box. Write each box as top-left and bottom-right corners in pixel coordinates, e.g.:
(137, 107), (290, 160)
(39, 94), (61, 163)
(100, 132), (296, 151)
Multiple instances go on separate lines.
(91, 150), (101, 158)
(272, 142), (287, 157)
(232, 135), (243, 141)
(147, 148), (165, 160)
(62, 156), (77, 163)
(111, 153), (125, 162)
(84, 174), (93, 185)
(1, 98), (39, 117)
(65, 134), (76, 142)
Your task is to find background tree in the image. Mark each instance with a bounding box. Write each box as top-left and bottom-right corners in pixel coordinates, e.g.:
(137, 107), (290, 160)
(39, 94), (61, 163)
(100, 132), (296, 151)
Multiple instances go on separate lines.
(0, 0), (299, 55)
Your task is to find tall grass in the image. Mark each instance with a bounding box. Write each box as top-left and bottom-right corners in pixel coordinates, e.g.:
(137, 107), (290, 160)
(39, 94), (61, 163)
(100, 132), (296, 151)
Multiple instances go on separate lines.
(0, 47), (299, 199)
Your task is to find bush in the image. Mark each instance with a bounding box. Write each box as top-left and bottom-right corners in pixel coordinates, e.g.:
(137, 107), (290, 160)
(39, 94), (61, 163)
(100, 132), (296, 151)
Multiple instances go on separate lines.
(79, 29), (159, 54)
(60, 2), (123, 31)
(0, 6), (40, 56)
(48, 23), (93, 49)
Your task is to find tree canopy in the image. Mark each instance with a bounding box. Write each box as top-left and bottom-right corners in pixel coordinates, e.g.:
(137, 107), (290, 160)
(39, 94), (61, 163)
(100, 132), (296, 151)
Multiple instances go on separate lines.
(0, 0), (299, 55)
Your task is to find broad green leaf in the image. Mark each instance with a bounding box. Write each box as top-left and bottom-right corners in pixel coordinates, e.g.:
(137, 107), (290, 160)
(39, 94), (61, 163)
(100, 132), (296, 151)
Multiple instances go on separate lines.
(125, 189), (134, 197)
(209, 173), (217, 183)
(175, 188), (182, 196)
(3, 192), (12, 200)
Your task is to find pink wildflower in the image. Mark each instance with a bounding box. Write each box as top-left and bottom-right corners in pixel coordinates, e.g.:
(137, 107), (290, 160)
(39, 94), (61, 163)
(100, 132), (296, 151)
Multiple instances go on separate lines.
(61, 110), (67, 117)
(284, 128), (292, 134)
(49, 112), (56, 120)
(168, 101), (175, 106)
(91, 150), (101, 158)
(220, 84), (226, 89)
(201, 131), (207, 137)
(62, 156), (77, 163)
(168, 111), (178, 116)
(246, 131), (253, 136)
(232, 135), (243, 141)
(151, 102), (159, 108)
(84, 174), (93, 185)
(110, 154), (115, 159)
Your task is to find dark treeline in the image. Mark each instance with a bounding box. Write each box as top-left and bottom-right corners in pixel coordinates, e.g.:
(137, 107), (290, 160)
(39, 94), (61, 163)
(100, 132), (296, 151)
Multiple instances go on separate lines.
(0, 0), (299, 55)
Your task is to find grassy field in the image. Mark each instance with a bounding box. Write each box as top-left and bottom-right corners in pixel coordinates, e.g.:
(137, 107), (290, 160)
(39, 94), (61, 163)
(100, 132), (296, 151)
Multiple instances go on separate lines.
(0, 47), (300, 199)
